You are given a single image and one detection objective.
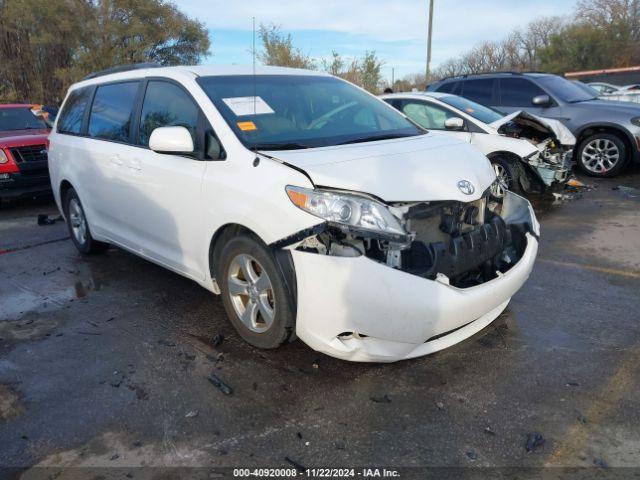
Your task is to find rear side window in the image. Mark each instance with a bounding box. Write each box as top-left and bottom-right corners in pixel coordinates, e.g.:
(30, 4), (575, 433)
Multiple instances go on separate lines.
(461, 79), (495, 105)
(57, 88), (92, 134)
(138, 81), (199, 147)
(436, 81), (461, 94)
(499, 78), (546, 107)
(88, 82), (139, 142)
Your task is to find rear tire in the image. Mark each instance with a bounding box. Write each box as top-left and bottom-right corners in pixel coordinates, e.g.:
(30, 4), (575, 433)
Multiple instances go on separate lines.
(576, 133), (628, 178)
(489, 155), (522, 200)
(218, 233), (295, 349)
(63, 187), (109, 254)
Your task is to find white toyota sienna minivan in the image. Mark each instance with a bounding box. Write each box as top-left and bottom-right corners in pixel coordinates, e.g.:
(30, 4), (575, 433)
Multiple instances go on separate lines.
(48, 65), (539, 362)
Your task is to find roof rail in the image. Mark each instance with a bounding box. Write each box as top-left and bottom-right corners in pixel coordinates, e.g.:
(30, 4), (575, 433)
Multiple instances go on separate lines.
(83, 63), (162, 81)
(435, 70), (550, 83)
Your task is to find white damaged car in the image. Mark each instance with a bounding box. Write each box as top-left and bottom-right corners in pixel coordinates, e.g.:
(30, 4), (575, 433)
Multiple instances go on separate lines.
(48, 65), (539, 362)
(382, 92), (575, 199)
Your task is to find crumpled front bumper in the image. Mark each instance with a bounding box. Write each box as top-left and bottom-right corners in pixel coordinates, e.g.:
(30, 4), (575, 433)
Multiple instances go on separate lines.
(290, 193), (539, 363)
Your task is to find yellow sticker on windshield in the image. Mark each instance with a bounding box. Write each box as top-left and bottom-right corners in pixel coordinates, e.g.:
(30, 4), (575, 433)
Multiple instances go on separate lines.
(237, 121), (257, 131)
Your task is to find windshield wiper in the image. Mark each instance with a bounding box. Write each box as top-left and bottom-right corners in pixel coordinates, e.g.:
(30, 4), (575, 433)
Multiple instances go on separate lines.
(254, 142), (310, 151)
(337, 133), (419, 145)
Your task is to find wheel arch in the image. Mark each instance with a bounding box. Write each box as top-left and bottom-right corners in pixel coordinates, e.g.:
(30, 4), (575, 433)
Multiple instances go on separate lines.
(207, 224), (298, 310)
(575, 124), (636, 163)
(58, 179), (74, 217)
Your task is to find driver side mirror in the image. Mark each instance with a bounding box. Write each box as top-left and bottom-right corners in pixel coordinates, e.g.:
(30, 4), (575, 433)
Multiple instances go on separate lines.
(532, 94), (551, 107)
(444, 117), (465, 130)
(149, 126), (194, 155)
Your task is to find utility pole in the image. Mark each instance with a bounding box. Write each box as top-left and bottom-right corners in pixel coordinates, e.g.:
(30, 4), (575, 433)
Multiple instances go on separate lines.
(426, 0), (434, 83)
(391, 67), (395, 88)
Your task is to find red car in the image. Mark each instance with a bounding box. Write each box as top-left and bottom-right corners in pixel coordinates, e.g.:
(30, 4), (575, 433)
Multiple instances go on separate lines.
(0, 104), (51, 202)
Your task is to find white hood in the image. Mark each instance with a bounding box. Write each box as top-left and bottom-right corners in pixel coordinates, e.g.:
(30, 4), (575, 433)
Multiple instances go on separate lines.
(489, 111), (576, 146)
(263, 134), (496, 202)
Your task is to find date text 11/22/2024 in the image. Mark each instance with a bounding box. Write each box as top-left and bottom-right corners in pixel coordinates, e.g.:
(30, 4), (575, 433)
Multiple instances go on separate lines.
(233, 468), (401, 478)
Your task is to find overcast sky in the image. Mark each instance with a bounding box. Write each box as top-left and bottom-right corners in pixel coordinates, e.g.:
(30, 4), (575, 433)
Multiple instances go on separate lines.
(178, 0), (577, 80)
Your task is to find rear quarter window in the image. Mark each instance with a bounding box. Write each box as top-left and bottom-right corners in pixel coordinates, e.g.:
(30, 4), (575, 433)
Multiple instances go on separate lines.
(57, 87), (93, 135)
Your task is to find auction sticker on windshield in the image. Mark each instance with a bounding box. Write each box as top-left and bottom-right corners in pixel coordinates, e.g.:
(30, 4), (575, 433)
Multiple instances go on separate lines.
(223, 96), (275, 116)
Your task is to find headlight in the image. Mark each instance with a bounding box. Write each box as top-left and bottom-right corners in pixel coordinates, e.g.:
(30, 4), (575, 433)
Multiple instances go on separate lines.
(0, 149), (8, 164)
(631, 117), (640, 127)
(286, 186), (407, 239)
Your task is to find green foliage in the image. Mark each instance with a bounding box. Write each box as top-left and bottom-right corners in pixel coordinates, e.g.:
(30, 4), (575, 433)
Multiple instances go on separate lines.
(259, 25), (384, 93)
(258, 24), (315, 70)
(0, 0), (210, 104)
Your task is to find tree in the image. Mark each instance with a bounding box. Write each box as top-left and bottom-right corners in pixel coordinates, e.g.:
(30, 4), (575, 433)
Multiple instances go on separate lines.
(359, 51), (384, 93)
(258, 23), (315, 69)
(0, 0), (210, 104)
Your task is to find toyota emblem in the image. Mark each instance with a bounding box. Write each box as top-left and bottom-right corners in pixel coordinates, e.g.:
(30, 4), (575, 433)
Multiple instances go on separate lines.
(457, 180), (475, 195)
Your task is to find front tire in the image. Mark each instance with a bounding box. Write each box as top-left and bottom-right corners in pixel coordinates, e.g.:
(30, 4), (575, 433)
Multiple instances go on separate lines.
(218, 233), (295, 349)
(63, 188), (109, 254)
(577, 133), (628, 178)
(489, 155), (522, 200)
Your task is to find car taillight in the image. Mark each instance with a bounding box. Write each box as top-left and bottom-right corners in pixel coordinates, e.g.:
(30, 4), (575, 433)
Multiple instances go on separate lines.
(0, 148), (19, 174)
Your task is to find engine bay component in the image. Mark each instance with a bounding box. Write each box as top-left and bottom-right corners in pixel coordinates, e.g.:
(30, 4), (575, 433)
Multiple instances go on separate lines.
(283, 189), (534, 289)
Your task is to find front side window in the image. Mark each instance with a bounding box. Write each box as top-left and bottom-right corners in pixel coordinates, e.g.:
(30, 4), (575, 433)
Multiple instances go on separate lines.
(462, 79), (495, 105)
(88, 82), (139, 142)
(0, 108), (48, 132)
(400, 100), (459, 130)
(139, 81), (199, 147)
(499, 78), (546, 107)
(537, 76), (595, 102)
(197, 75), (423, 150)
(57, 88), (92, 134)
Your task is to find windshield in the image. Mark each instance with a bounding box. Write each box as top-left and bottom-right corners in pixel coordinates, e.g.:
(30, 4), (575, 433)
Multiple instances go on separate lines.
(537, 76), (596, 103)
(0, 107), (49, 131)
(197, 75), (423, 150)
(438, 95), (504, 124)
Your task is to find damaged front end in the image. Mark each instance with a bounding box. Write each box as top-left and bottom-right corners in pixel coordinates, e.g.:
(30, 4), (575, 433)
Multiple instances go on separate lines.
(278, 186), (537, 289)
(492, 111), (575, 188)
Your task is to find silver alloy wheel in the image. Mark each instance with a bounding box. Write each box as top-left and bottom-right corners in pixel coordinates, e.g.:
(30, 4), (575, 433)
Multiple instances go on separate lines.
(491, 163), (509, 198)
(581, 138), (620, 174)
(227, 254), (275, 333)
(68, 198), (87, 245)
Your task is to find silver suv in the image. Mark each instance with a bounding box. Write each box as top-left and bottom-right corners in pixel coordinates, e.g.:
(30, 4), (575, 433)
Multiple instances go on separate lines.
(428, 72), (640, 178)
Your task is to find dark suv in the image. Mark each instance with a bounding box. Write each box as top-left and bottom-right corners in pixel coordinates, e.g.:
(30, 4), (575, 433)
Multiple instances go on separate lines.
(428, 72), (640, 177)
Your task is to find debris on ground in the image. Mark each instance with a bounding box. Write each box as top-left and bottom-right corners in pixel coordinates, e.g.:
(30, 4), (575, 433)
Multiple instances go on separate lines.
(484, 426), (495, 436)
(552, 192), (582, 204)
(565, 179), (594, 191)
(284, 456), (307, 472)
(613, 185), (640, 199)
(576, 413), (588, 424)
(333, 440), (346, 450)
(525, 433), (545, 452)
(208, 372), (233, 395)
(593, 457), (609, 468)
(436, 401), (445, 410)
(296, 432), (303, 439)
(566, 381), (580, 387)
(110, 453), (120, 461)
(370, 394), (392, 403)
(37, 214), (63, 226)
(157, 339), (176, 347)
(466, 449), (478, 460)
(185, 410), (199, 418)
(211, 333), (225, 347)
